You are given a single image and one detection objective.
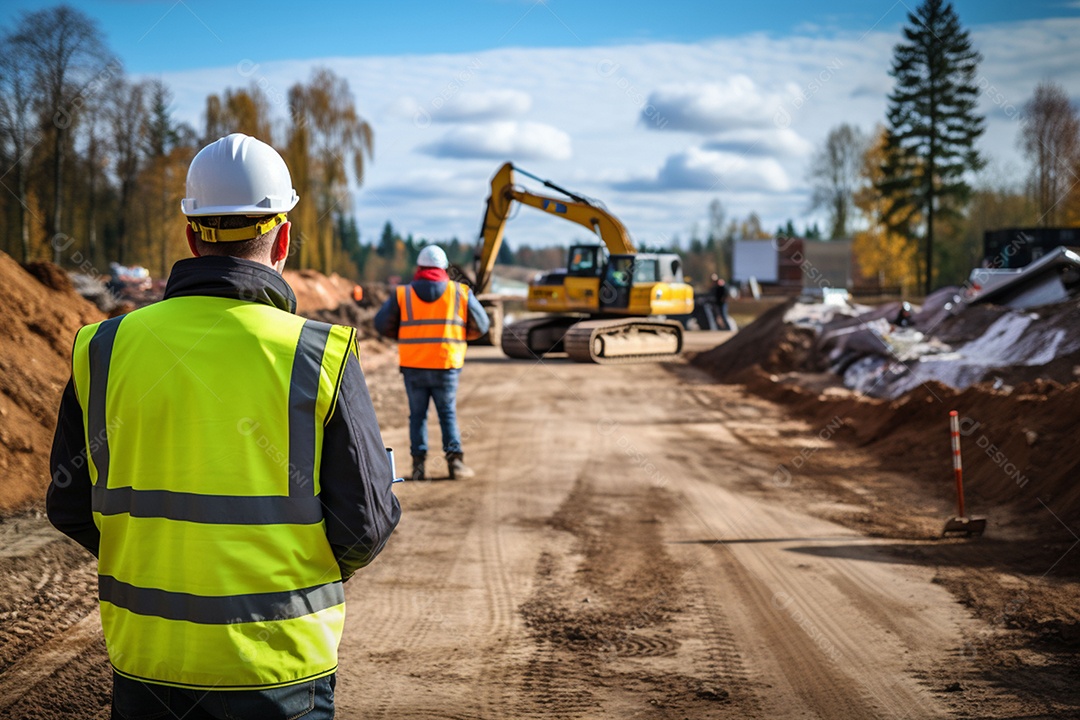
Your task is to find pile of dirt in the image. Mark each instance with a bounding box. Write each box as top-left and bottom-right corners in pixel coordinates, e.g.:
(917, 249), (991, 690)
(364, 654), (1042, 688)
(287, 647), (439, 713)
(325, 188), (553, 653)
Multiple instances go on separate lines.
(741, 369), (1080, 528)
(304, 302), (395, 361)
(690, 298), (814, 379)
(283, 269), (388, 314)
(0, 254), (103, 515)
(693, 296), (1080, 533)
(282, 269), (392, 358)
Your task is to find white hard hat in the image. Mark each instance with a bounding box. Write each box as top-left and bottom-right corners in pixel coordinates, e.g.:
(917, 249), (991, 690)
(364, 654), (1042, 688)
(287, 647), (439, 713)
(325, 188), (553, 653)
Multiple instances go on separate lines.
(181, 133), (298, 217)
(417, 245), (449, 269)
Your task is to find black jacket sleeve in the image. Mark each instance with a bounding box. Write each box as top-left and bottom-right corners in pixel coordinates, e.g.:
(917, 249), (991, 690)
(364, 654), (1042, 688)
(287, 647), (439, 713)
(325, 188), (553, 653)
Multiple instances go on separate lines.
(319, 352), (401, 581)
(47, 379), (100, 557)
(373, 293), (401, 340)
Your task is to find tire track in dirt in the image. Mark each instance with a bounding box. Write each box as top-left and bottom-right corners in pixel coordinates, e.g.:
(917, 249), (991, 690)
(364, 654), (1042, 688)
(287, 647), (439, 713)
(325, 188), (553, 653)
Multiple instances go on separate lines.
(517, 457), (742, 718)
(467, 365), (543, 719)
(663, 425), (976, 718)
(338, 357), (589, 719)
(0, 518), (107, 717)
(0, 610), (107, 718)
(632, 366), (1006, 718)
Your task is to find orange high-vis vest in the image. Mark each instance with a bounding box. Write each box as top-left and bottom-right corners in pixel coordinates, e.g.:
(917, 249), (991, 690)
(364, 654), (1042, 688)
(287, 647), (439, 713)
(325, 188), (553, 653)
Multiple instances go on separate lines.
(396, 281), (468, 369)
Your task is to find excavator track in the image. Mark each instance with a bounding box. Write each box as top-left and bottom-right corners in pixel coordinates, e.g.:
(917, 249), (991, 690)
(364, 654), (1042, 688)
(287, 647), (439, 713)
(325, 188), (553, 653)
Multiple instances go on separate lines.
(563, 318), (683, 364)
(500, 316), (579, 360)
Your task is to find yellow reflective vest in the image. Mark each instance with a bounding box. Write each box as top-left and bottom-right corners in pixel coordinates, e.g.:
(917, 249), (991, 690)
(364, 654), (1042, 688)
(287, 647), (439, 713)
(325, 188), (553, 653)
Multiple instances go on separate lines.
(396, 281), (468, 369)
(71, 295), (356, 690)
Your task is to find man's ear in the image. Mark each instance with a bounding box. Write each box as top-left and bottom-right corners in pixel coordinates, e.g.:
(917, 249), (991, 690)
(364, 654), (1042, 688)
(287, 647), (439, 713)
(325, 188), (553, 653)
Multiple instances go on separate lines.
(186, 223), (201, 258)
(271, 222), (291, 266)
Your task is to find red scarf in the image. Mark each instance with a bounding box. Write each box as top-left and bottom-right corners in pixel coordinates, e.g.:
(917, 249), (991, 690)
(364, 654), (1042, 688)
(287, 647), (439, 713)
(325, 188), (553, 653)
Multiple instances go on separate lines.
(414, 267), (449, 282)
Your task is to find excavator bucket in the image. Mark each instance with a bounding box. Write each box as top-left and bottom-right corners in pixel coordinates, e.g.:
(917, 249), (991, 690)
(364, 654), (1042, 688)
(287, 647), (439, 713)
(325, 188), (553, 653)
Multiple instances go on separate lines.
(942, 516), (987, 537)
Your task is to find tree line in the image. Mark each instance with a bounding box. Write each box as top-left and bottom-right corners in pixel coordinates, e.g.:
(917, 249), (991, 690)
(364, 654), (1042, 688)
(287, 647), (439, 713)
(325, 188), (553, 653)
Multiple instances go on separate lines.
(0, 4), (372, 278)
(4, 1), (1076, 296)
(805, 0), (1080, 295)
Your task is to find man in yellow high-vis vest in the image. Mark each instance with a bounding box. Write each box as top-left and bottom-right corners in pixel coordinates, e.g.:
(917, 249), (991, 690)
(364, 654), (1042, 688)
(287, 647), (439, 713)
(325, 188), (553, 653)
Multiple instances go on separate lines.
(46, 133), (400, 719)
(374, 245), (489, 481)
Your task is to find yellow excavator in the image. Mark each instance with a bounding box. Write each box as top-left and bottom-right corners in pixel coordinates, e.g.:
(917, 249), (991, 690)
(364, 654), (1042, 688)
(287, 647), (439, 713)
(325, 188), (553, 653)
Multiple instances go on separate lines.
(471, 162), (694, 364)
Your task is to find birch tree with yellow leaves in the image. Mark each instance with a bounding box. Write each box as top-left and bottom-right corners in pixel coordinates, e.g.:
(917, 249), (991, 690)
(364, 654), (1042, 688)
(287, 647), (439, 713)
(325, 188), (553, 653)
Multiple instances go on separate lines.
(854, 129), (920, 293)
(285, 68), (373, 275)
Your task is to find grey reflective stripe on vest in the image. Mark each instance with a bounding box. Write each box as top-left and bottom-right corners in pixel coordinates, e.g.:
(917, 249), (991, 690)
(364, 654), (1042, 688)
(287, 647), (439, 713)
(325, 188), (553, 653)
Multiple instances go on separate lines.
(99, 575), (344, 625)
(399, 319), (462, 328)
(288, 321), (331, 497)
(88, 316), (125, 488)
(92, 485), (322, 525)
(399, 284), (466, 327)
(399, 319), (465, 327)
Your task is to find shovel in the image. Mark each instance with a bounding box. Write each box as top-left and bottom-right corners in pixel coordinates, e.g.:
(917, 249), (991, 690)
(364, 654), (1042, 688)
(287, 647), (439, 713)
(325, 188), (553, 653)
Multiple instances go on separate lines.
(942, 411), (987, 537)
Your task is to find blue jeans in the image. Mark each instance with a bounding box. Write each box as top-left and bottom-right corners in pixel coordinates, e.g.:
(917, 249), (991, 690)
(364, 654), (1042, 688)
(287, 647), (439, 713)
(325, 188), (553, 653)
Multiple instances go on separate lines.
(111, 672), (335, 719)
(402, 367), (462, 456)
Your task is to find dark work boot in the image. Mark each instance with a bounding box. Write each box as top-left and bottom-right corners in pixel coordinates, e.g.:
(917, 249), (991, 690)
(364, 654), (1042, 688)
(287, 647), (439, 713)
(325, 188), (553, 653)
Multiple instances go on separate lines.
(411, 454), (426, 482)
(446, 452), (475, 480)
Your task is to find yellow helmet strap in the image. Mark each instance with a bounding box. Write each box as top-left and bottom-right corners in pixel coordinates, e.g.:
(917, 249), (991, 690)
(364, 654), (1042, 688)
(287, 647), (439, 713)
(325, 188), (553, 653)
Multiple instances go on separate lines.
(188, 213), (287, 243)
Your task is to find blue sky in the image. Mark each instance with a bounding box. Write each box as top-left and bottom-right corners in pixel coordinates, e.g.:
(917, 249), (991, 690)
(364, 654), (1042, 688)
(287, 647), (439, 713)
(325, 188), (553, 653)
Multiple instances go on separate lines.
(1, 1), (1072, 73)
(4, 1), (1079, 248)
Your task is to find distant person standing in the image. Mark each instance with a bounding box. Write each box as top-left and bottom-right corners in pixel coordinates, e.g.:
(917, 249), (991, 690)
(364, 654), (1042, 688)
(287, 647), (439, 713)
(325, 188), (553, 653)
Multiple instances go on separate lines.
(375, 245), (490, 481)
(711, 273), (736, 331)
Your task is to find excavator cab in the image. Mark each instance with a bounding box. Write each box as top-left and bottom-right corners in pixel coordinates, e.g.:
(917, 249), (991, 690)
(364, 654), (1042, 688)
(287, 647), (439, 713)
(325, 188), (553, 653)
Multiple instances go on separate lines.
(601, 255), (634, 309)
(529, 244), (607, 313)
(568, 245), (603, 277)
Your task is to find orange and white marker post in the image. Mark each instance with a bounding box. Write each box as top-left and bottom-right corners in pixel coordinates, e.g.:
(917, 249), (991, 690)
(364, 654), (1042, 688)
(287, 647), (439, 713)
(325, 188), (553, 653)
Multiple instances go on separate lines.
(942, 410), (987, 537)
(950, 411), (965, 517)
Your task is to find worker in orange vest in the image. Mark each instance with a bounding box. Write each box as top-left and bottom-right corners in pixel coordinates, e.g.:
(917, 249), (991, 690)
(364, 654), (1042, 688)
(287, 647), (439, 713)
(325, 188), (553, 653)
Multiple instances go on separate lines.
(375, 245), (489, 481)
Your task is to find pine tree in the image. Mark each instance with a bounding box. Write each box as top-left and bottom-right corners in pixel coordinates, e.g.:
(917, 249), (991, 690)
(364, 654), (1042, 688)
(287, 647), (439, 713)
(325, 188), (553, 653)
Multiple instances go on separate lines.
(880, 0), (984, 295)
(377, 221), (396, 259)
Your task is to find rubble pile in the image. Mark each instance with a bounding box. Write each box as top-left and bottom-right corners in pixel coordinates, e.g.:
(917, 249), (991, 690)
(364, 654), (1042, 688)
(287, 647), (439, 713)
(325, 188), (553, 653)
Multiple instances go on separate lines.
(696, 293), (1080, 398)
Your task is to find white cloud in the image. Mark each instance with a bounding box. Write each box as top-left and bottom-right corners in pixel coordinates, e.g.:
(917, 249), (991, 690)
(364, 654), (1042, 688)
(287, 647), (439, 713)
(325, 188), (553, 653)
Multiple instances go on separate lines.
(617, 147), (791, 193)
(704, 128), (814, 158)
(419, 121), (572, 161)
(386, 89), (533, 125)
(433, 90), (532, 122)
(641, 76), (786, 133)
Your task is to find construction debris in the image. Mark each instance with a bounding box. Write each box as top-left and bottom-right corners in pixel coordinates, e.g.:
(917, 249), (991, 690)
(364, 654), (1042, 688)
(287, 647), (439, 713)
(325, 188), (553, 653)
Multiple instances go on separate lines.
(965, 246), (1080, 309)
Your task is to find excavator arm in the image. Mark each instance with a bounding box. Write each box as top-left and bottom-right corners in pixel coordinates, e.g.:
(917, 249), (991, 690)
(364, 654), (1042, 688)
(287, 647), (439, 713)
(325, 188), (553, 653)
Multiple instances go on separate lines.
(473, 163), (636, 293)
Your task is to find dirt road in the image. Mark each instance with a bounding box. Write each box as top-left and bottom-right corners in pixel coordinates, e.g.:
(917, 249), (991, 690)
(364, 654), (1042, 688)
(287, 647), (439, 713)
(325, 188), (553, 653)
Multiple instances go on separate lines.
(0, 336), (1073, 718)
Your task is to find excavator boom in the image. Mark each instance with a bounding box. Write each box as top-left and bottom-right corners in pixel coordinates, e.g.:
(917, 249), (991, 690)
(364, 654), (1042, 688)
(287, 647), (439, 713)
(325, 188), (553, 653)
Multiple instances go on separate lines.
(474, 163), (635, 293)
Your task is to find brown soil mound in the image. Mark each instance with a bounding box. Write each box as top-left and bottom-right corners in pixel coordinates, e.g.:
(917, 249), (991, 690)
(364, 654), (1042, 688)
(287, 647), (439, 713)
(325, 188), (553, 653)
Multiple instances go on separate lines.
(284, 269), (363, 314)
(741, 368), (1080, 535)
(0, 254), (102, 515)
(304, 303), (394, 363)
(693, 299), (1080, 535)
(282, 269), (392, 357)
(690, 299), (814, 379)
